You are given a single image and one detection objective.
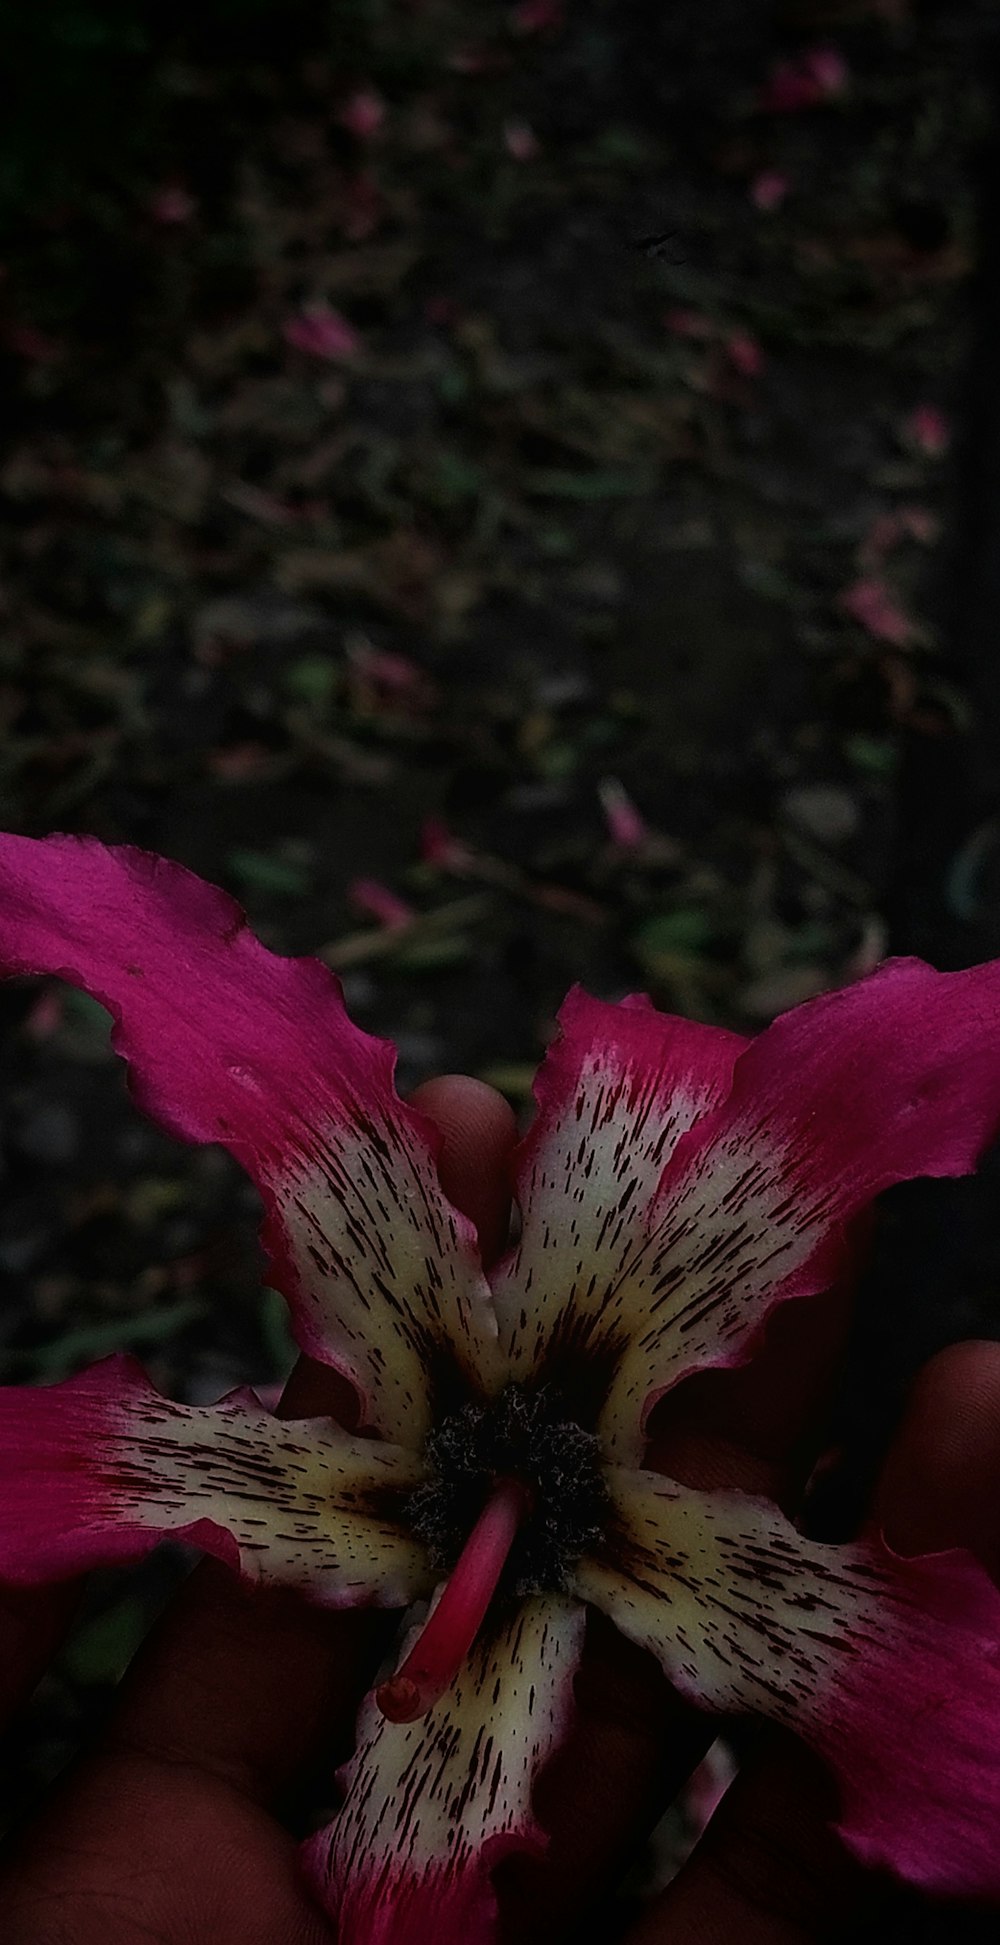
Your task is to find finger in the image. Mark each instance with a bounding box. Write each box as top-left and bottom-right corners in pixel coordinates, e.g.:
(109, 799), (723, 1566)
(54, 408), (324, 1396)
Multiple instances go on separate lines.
(626, 1339), (1000, 1945)
(409, 1073), (517, 1269)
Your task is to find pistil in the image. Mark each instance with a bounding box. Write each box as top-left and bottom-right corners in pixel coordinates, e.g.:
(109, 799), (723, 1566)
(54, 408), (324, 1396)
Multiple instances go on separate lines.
(376, 1477), (531, 1723)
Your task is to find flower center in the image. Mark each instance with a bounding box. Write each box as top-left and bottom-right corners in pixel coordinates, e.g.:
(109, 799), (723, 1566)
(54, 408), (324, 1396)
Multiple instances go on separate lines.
(406, 1383), (608, 1596)
(375, 1387), (608, 1725)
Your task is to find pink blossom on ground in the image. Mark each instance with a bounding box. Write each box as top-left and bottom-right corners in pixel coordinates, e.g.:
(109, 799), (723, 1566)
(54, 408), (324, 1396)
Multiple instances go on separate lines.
(839, 576), (916, 646)
(148, 184), (198, 225)
(339, 89), (386, 141)
(598, 777), (648, 852)
(750, 168), (791, 212)
(282, 305), (362, 361)
(503, 120), (540, 162)
(760, 45), (849, 113)
(510, 0), (564, 30)
(350, 643), (426, 698)
(726, 332), (764, 379)
(904, 403), (951, 458)
(803, 46), (849, 94)
(420, 816), (477, 873)
(349, 879), (416, 932)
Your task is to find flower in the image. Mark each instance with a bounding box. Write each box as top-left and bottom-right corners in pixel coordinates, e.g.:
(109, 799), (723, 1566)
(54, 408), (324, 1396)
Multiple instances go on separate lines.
(3, 834), (1000, 1941)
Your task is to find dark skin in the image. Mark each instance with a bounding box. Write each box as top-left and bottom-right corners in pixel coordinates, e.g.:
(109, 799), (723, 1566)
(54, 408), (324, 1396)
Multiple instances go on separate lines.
(2, 1073), (999, 1943)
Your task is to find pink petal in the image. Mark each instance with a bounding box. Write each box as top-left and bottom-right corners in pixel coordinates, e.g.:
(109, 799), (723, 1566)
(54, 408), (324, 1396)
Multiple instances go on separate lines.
(726, 331), (764, 378)
(339, 89), (386, 141)
(802, 45), (849, 94)
(420, 816), (477, 873)
(759, 47), (847, 114)
(576, 1468), (1000, 1898)
(0, 1354), (430, 1606)
(503, 120), (540, 162)
(349, 878), (416, 932)
(598, 776), (648, 851)
(492, 989), (747, 1401)
(839, 575), (915, 645)
(0, 835), (501, 1446)
(283, 306), (362, 361)
(903, 402), (951, 457)
(302, 1593), (584, 1942)
(750, 168), (791, 212)
(594, 957), (1000, 1460)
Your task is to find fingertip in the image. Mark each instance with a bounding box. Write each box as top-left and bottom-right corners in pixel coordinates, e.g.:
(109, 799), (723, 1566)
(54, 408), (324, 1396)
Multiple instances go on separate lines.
(410, 1074), (517, 1266)
(874, 1338), (1000, 1570)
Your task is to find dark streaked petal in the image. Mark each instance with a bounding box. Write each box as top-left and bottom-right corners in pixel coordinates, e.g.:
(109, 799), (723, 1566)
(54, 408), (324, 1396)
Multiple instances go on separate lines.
(302, 1593), (584, 1943)
(492, 989), (745, 1415)
(575, 1465), (1000, 1897)
(0, 834), (502, 1445)
(0, 1354), (431, 1608)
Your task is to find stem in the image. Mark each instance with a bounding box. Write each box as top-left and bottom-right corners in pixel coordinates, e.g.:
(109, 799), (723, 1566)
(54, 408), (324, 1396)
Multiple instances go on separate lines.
(376, 1477), (530, 1724)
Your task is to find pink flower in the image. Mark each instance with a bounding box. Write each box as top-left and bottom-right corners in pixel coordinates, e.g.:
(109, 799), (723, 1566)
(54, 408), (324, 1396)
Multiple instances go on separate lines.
(750, 168), (791, 212)
(349, 878), (416, 932)
(339, 89), (386, 142)
(839, 575), (916, 646)
(282, 304), (362, 361)
(4, 836), (1000, 1937)
(726, 331), (764, 378)
(503, 119), (540, 161)
(148, 184), (198, 225)
(904, 403), (951, 458)
(760, 44), (849, 113)
(598, 777), (648, 851)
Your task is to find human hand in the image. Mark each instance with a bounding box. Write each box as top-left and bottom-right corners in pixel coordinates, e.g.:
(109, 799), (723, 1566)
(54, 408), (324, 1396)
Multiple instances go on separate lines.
(1, 1073), (997, 1943)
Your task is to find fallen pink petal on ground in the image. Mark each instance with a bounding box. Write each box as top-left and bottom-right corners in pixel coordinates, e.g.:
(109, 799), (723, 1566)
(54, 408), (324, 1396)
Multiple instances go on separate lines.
(726, 332), (764, 378)
(839, 576), (916, 645)
(339, 90), (386, 141)
(503, 121), (540, 162)
(283, 306), (362, 361)
(904, 402), (951, 457)
(598, 777), (648, 851)
(750, 168), (791, 211)
(349, 878), (416, 931)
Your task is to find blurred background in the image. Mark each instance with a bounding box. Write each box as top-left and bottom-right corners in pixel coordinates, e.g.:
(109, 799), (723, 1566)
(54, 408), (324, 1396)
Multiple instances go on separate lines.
(2, 0), (1000, 1928)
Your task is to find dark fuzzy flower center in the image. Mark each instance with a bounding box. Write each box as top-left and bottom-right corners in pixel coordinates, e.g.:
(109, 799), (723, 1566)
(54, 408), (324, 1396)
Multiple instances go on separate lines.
(407, 1384), (608, 1595)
